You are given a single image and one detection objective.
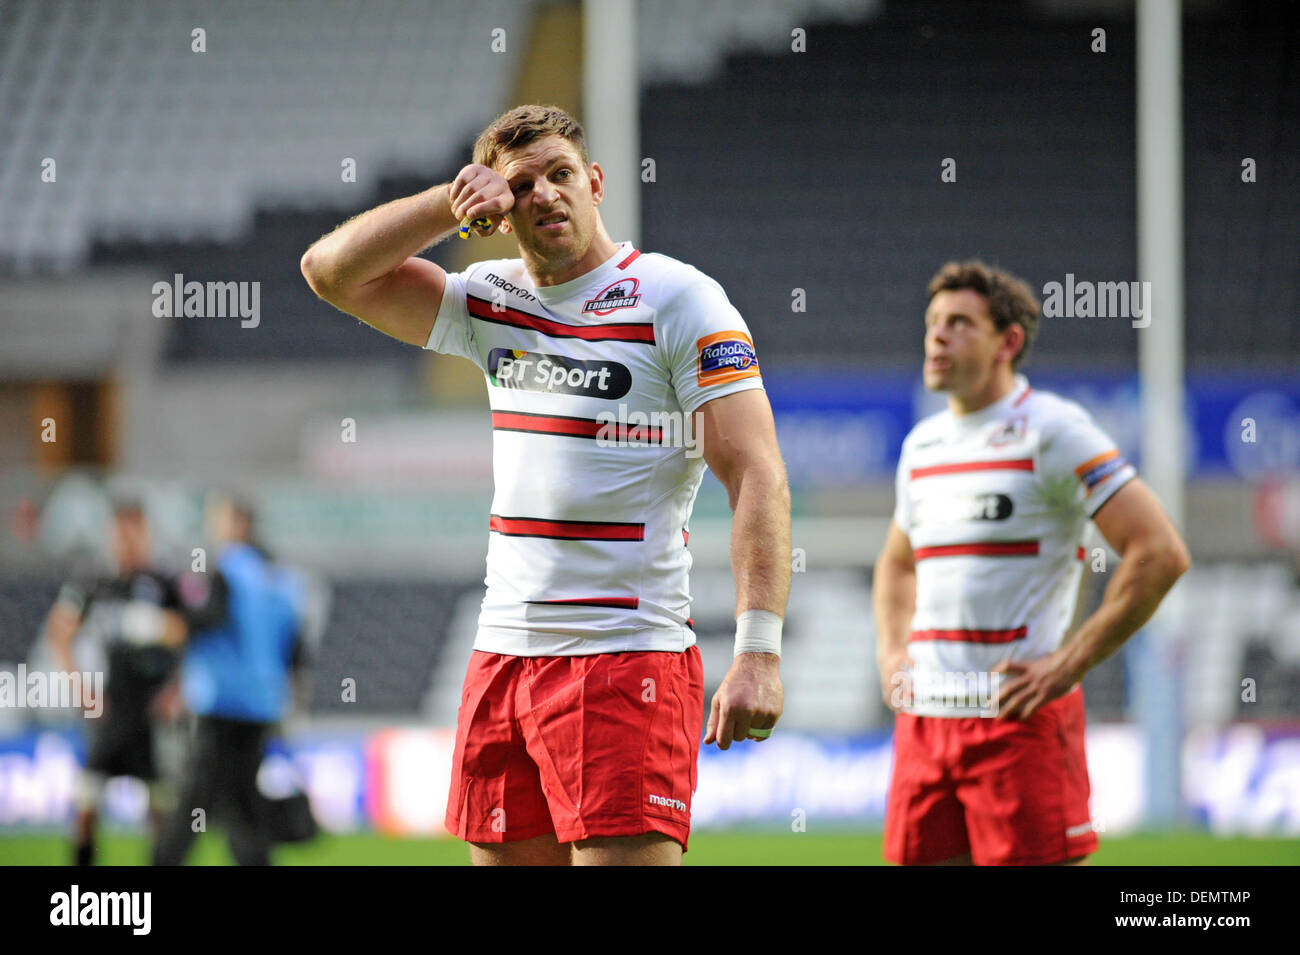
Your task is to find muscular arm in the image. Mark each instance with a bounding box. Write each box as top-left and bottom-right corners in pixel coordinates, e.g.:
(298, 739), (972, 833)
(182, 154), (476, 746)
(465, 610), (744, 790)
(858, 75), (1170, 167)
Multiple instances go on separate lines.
(995, 478), (1191, 719)
(699, 389), (792, 617)
(1055, 478), (1191, 676)
(299, 186), (456, 346)
(698, 389), (790, 748)
(872, 520), (917, 711)
(298, 164), (512, 346)
(872, 520), (916, 661)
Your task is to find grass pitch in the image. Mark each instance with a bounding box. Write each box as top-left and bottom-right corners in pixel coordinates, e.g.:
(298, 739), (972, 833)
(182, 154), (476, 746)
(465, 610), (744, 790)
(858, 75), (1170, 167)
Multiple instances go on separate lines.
(2, 829), (1297, 866)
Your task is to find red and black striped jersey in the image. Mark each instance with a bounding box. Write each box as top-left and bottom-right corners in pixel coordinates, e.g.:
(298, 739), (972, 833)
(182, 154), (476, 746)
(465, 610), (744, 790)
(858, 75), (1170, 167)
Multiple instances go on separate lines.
(426, 241), (764, 655)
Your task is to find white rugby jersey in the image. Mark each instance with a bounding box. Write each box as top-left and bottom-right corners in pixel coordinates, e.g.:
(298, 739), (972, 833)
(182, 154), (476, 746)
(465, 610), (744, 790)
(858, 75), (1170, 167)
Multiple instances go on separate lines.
(893, 374), (1136, 716)
(426, 240), (764, 655)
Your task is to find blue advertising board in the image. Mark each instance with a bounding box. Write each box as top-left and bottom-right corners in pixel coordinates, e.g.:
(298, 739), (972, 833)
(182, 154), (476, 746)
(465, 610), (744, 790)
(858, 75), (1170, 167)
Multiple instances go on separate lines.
(764, 369), (1300, 485)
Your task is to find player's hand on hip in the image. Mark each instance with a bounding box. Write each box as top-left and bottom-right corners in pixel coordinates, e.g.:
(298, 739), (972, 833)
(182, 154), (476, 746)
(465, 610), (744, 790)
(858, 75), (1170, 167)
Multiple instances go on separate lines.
(705, 652), (783, 750)
(991, 650), (1080, 721)
(878, 648), (915, 713)
(449, 163), (513, 235)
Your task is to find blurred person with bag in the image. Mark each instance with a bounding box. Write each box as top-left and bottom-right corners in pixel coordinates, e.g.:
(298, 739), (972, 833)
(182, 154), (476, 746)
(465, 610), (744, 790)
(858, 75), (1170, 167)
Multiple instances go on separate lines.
(153, 491), (311, 865)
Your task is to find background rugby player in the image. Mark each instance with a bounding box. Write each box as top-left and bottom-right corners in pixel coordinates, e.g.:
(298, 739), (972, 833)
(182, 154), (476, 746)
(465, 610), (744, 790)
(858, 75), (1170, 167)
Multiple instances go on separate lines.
(873, 260), (1191, 866)
(43, 497), (188, 866)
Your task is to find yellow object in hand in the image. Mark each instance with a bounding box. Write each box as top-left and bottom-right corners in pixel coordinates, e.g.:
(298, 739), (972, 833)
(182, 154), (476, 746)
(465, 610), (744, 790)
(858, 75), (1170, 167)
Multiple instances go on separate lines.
(458, 216), (493, 239)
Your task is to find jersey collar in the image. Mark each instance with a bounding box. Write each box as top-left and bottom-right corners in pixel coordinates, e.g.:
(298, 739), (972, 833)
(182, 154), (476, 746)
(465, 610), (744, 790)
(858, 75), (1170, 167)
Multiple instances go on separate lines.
(532, 241), (636, 308)
(950, 373), (1031, 430)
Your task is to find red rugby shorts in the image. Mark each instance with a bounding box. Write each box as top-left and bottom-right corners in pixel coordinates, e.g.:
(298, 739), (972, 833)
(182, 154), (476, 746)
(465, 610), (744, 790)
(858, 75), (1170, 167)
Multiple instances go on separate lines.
(445, 646), (704, 849)
(884, 686), (1098, 865)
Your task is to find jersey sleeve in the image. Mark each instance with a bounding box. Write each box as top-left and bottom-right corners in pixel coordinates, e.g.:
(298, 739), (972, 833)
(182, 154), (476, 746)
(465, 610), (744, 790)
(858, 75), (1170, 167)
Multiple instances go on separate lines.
(54, 578), (92, 616)
(1039, 407), (1137, 518)
(658, 275), (765, 414)
(423, 267), (484, 370)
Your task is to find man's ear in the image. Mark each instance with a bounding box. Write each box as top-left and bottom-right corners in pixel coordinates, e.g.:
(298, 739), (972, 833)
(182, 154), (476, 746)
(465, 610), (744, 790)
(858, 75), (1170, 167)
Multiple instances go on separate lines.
(589, 161), (604, 207)
(498, 217), (513, 235)
(999, 324), (1025, 365)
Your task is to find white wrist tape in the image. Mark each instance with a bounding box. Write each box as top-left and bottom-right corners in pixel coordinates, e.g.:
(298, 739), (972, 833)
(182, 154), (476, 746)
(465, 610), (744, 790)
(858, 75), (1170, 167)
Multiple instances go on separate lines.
(734, 609), (783, 657)
(120, 601), (165, 646)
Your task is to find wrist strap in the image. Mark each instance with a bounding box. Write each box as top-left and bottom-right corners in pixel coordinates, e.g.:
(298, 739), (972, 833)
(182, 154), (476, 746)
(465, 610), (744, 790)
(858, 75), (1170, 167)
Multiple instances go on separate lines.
(734, 609), (782, 657)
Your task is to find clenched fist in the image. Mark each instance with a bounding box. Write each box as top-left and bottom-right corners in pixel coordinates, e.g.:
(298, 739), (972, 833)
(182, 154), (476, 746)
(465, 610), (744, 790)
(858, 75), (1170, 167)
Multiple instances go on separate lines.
(448, 163), (514, 236)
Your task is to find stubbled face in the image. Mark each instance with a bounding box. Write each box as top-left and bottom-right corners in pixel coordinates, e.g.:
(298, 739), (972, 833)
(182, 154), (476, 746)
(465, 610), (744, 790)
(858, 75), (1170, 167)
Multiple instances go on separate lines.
(111, 513), (150, 571)
(496, 135), (602, 276)
(923, 289), (1014, 396)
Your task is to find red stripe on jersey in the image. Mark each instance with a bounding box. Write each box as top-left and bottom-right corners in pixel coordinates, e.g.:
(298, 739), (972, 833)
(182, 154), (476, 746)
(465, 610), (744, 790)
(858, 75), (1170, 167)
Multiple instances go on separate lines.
(616, 249), (641, 270)
(489, 515), (645, 541)
(491, 411), (663, 442)
(1077, 546), (1086, 560)
(913, 540), (1040, 560)
(468, 296), (655, 344)
(1013, 387), (1033, 407)
(910, 458), (1035, 480)
(909, 626), (1028, 644)
(529, 596), (640, 610)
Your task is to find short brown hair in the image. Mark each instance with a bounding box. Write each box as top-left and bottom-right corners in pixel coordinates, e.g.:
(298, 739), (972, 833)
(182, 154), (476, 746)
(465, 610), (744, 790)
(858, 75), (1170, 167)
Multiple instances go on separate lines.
(472, 105), (589, 172)
(926, 260), (1040, 369)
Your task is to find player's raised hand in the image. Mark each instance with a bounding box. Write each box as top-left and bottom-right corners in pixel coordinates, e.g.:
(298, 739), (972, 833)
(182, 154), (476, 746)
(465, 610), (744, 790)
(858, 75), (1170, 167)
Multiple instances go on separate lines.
(448, 163), (513, 235)
(705, 652), (783, 750)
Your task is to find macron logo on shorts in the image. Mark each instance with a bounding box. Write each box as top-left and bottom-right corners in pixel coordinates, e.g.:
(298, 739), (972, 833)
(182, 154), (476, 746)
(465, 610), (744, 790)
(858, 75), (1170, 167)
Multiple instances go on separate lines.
(648, 793), (687, 812)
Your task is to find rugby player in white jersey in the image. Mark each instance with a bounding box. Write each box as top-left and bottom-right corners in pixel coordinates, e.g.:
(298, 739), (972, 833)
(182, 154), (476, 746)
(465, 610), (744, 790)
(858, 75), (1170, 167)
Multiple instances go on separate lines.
(300, 105), (789, 865)
(873, 260), (1190, 865)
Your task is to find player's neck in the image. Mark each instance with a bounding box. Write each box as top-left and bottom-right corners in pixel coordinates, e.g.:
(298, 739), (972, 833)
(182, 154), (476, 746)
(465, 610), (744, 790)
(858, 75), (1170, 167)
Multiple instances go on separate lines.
(525, 227), (620, 288)
(947, 368), (1018, 417)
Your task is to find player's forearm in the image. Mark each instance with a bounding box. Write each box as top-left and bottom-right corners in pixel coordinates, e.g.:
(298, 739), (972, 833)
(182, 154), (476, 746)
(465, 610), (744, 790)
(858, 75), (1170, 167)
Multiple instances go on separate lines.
(872, 562), (915, 658)
(44, 607), (80, 672)
(51, 639), (77, 674)
(729, 465), (792, 617)
(300, 184), (459, 295)
(1057, 543), (1190, 678)
(48, 633), (77, 673)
